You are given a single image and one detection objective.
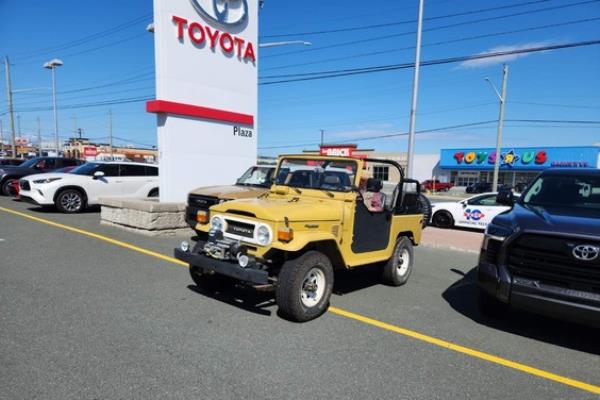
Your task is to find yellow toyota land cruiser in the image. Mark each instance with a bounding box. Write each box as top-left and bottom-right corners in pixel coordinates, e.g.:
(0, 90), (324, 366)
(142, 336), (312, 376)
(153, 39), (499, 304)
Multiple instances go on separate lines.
(175, 154), (424, 321)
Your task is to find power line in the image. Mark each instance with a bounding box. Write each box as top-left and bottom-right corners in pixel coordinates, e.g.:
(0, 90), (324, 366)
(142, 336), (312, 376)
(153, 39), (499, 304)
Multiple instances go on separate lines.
(261, 0), (551, 38)
(12, 13), (152, 61)
(259, 40), (600, 85)
(261, 0), (600, 59)
(14, 96), (153, 114)
(258, 119), (600, 150)
(511, 101), (600, 109)
(261, 16), (600, 72)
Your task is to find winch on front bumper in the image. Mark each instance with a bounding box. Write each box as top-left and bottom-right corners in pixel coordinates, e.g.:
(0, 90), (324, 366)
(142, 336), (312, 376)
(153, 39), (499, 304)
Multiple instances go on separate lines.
(174, 230), (269, 285)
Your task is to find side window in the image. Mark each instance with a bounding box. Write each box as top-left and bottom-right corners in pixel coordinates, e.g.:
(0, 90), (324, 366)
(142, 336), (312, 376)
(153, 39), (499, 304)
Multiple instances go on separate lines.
(145, 166), (159, 176)
(98, 164), (119, 177)
(119, 164), (146, 177)
(469, 195), (497, 206)
(43, 159), (56, 169)
(64, 159), (81, 167)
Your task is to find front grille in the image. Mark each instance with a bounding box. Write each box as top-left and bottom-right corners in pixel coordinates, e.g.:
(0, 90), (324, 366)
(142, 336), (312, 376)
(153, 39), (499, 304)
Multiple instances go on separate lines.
(187, 194), (218, 210)
(19, 180), (30, 191)
(507, 234), (600, 289)
(226, 220), (255, 238)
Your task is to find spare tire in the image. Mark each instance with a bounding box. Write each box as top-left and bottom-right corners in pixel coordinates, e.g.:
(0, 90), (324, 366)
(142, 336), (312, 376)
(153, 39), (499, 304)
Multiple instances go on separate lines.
(417, 193), (432, 229)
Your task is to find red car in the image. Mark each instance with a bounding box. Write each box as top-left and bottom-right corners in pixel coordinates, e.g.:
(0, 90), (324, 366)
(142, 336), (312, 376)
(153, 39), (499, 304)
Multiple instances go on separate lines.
(421, 179), (453, 192)
(12, 165), (79, 199)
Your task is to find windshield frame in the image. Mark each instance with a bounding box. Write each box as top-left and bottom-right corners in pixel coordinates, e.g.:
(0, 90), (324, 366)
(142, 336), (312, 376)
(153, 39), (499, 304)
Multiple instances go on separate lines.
(274, 157), (359, 193)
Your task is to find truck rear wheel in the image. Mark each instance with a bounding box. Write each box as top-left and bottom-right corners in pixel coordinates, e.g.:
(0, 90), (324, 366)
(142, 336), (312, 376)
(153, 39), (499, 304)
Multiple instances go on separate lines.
(276, 251), (334, 322)
(382, 237), (414, 286)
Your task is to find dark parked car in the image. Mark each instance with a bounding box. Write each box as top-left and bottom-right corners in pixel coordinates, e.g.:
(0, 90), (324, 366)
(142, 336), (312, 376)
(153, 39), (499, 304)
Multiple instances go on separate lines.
(466, 181), (492, 193)
(0, 158), (24, 167)
(0, 157), (83, 196)
(477, 168), (600, 327)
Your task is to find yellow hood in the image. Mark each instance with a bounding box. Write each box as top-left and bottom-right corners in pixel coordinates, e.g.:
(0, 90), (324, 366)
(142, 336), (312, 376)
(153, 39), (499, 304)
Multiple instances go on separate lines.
(189, 184), (268, 199)
(213, 196), (344, 222)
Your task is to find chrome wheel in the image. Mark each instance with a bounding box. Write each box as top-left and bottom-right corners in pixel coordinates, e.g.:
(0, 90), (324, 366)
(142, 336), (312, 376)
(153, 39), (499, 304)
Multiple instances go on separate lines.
(300, 267), (326, 308)
(396, 249), (410, 277)
(61, 192), (82, 212)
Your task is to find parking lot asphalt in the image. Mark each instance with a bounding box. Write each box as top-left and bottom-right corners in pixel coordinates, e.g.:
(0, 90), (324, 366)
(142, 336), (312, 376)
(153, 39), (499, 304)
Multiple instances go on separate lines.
(1, 196), (599, 399)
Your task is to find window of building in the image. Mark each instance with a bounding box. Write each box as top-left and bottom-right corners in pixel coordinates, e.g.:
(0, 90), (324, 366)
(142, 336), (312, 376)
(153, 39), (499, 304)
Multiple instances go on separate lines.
(373, 166), (389, 181)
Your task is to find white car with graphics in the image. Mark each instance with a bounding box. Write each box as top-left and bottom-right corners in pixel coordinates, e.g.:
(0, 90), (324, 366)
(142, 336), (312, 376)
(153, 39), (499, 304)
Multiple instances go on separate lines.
(19, 162), (159, 213)
(430, 192), (518, 230)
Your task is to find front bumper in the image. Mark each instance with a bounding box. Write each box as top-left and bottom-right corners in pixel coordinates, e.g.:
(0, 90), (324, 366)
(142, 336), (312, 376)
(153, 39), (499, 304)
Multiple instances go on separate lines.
(174, 247), (269, 285)
(478, 260), (600, 328)
(18, 188), (54, 206)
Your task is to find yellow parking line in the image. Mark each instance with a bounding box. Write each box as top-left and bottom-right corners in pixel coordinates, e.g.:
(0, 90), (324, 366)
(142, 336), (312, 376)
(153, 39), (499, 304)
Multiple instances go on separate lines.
(0, 206), (188, 268)
(2, 205), (599, 396)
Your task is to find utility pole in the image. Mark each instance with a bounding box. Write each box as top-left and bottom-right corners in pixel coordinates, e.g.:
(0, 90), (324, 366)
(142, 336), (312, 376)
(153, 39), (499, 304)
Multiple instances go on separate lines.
(108, 109), (113, 161)
(37, 117), (42, 156)
(320, 129), (325, 146)
(486, 64), (509, 192)
(4, 57), (16, 158)
(406, 0), (425, 179)
(17, 114), (21, 136)
(72, 114), (77, 139)
(0, 119), (3, 155)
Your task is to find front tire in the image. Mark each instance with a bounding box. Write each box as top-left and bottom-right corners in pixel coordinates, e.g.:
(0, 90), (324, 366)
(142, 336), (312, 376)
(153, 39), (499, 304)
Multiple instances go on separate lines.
(382, 237), (414, 286)
(477, 287), (508, 317)
(55, 189), (85, 213)
(276, 251), (334, 322)
(432, 210), (454, 228)
(189, 265), (233, 292)
(1, 179), (16, 196)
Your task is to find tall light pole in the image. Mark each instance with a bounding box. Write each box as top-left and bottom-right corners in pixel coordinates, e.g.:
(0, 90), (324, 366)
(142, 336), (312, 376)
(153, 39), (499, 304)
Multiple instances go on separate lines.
(485, 64), (509, 192)
(37, 117), (42, 156)
(43, 58), (63, 155)
(406, 0), (425, 178)
(4, 56), (16, 158)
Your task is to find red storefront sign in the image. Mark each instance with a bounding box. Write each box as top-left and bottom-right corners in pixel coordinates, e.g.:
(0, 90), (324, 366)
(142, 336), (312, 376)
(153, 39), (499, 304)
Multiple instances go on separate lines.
(83, 146), (97, 157)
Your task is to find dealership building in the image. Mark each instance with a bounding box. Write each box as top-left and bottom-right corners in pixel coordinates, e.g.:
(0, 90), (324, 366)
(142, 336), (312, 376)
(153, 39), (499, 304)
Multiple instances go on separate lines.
(435, 146), (600, 186)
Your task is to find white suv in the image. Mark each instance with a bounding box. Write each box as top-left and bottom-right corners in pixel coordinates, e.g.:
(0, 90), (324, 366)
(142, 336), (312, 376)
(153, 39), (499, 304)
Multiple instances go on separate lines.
(19, 162), (159, 213)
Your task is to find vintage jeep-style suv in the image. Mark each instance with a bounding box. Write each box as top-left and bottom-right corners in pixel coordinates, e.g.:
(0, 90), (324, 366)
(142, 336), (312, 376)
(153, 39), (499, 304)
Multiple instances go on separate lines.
(478, 168), (600, 327)
(175, 155), (424, 321)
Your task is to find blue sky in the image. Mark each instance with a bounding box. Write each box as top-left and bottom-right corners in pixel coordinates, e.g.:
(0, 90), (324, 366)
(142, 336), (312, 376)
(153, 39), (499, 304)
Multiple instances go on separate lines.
(1, 0), (599, 156)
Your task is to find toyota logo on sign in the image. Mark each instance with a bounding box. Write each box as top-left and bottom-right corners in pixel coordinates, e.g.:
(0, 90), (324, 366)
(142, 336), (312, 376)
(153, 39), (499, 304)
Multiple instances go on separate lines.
(572, 244), (600, 261)
(190, 0), (248, 26)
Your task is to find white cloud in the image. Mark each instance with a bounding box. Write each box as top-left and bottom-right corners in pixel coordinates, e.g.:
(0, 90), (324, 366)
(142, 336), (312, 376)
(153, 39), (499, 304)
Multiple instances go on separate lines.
(458, 41), (553, 69)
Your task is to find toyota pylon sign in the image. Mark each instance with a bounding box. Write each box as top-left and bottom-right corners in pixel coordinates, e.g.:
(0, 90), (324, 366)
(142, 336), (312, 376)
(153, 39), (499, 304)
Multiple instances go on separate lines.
(147, 0), (258, 202)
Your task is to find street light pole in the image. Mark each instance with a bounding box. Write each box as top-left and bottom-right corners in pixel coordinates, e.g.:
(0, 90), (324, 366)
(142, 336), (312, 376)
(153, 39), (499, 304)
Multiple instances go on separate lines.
(486, 64), (509, 192)
(406, 0), (425, 179)
(4, 56), (16, 158)
(43, 58), (63, 155)
(37, 117), (42, 156)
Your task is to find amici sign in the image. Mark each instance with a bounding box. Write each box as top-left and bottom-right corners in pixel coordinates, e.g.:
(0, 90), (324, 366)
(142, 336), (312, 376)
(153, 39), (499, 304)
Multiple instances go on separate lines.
(190, 0), (249, 26)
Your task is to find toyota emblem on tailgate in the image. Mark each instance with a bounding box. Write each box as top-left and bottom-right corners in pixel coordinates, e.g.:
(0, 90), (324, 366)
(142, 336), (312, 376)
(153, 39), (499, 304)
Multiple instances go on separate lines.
(572, 244), (600, 261)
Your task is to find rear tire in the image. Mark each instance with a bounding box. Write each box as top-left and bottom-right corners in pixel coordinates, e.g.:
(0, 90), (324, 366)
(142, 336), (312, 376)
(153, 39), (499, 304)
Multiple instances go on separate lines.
(1, 179), (16, 196)
(382, 237), (414, 286)
(276, 251), (333, 322)
(432, 210), (454, 228)
(148, 188), (159, 198)
(55, 189), (85, 213)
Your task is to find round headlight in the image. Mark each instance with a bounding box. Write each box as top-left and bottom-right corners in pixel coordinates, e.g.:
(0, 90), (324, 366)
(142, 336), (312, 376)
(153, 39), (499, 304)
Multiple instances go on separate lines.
(211, 216), (223, 232)
(256, 225), (271, 246)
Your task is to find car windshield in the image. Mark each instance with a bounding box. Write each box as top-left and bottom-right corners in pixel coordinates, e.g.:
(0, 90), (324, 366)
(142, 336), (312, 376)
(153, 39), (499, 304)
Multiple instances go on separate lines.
(236, 166), (273, 187)
(19, 158), (42, 168)
(522, 174), (600, 211)
(275, 158), (357, 192)
(71, 163), (101, 175)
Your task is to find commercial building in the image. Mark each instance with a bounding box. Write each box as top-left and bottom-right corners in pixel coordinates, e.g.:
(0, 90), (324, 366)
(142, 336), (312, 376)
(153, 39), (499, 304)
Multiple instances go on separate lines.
(63, 138), (157, 163)
(437, 146), (600, 187)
